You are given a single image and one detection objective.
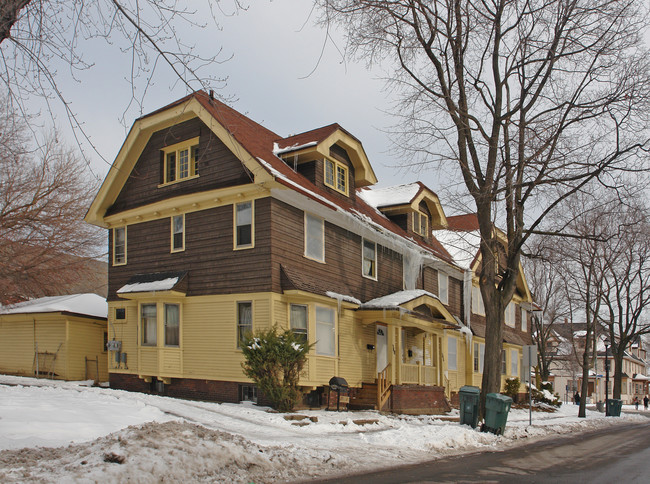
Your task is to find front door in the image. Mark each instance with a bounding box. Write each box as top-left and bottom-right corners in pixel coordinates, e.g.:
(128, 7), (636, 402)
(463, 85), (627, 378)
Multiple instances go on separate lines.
(376, 324), (388, 373)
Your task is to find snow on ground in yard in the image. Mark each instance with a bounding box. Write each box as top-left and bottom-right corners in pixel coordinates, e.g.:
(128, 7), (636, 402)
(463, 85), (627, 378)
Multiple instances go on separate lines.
(0, 375), (647, 483)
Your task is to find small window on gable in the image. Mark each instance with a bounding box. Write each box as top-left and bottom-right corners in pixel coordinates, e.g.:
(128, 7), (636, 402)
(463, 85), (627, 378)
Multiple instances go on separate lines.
(115, 308), (126, 320)
(113, 226), (127, 266)
(324, 158), (348, 195)
(162, 137), (199, 185)
(234, 201), (254, 249)
(305, 213), (325, 262)
(521, 308), (527, 332)
(413, 211), (428, 237)
(438, 272), (449, 305)
(171, 215), (184, 252)
(362, 239), (377, 279)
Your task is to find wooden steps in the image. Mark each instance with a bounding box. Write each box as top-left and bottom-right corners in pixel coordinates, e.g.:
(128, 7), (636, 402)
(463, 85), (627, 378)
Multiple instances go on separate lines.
(349, 382), (379, 410)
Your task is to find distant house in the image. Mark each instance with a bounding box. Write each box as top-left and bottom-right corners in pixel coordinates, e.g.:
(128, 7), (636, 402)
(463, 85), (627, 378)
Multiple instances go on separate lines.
(0, 294), (108, 383)
(84, 91), (532, 412)
(547, 323), (649, 404)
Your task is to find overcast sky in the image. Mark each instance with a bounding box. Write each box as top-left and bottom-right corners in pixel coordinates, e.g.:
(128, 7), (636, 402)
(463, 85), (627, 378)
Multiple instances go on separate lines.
(25, 1), (434, 192)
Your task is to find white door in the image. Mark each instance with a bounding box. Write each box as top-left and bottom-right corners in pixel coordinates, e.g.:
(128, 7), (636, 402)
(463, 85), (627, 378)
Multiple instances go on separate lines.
(376, 324), (388, 373)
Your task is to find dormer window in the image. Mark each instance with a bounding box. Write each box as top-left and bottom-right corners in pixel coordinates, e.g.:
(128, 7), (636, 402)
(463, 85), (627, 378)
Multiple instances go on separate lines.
(324, 158), (348, 195)
(162, 137), (199, 185)
(413, 211), (428, 237)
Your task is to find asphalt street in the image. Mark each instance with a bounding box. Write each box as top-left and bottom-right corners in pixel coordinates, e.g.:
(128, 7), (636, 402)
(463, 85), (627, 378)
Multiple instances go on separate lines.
(312, 417), (650, 484)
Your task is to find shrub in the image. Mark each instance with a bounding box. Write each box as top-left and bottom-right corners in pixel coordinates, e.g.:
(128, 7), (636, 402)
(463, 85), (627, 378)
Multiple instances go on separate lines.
(503, 377), (520, 402)
(241, 327), (313, 412)
(530, 383), (562, 408)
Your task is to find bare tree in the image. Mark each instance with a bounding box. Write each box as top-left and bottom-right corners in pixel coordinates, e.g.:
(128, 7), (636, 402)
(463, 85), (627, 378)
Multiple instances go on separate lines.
(0, 95), (102, 304)
(525, 248), (569, 381)
(600, 201), (650, 399)
(317, 0), (650, 410)
(0, 0), (241, 159)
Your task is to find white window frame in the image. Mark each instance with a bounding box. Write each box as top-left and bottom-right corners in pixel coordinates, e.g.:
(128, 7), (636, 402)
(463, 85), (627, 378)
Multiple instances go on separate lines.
(448, 336), (457, 371)
(234, 201), (254, 249)
(304, 213), (325, 262)
(362, 239), (377, 280)
(161, 137), (200, 185)
(324, 158), (348, 195)
(113, 226), (127, 266)
(171, 215), (185, 253)
(511, 349), (518, 376)
(471, 286), (485, 316)
(521, 308), (527, 332)
(438, 271), (449, 305)
(315, 305), (336, 356)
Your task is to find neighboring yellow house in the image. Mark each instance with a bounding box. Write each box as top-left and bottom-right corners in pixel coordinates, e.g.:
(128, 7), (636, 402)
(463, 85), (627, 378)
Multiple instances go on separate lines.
(0, 294), (108, 383)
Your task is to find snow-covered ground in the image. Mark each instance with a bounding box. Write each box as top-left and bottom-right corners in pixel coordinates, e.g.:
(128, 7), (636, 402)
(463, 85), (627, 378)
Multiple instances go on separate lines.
(0, 375), (647, 483)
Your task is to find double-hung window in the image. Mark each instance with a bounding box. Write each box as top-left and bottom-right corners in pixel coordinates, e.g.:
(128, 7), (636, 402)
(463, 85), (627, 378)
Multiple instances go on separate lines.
(324, 159), (348, 195)
(472, 286), (485, 315)
(162, 137), (199, 184)
(473, 342), (485, 373)
(505, 302), (516, 327)
(290, 304), (308, 344)
(141, 304), (157, 346)
(237, 302), (253, 348)
(235, 201), (253, 249)
(315, 306), (335, 356)
(164, 304), (180, 346)
(511, 349), (518, 376)
(113, 226), (127, 265)
(362, 239), (377, 279)
(438, 272), (449, 305)
(305, 213), (324, 262)
(521, 308), (527, 332)
(448, 337), (457, 370)
(171, 215), (184, 252)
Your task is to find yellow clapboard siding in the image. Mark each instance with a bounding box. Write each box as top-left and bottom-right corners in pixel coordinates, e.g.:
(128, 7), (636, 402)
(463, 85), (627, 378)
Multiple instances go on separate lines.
(65, 319), (109, 382)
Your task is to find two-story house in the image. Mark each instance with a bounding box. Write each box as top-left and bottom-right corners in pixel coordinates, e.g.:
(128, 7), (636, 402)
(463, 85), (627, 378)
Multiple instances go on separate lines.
(85, 90), (532, 412)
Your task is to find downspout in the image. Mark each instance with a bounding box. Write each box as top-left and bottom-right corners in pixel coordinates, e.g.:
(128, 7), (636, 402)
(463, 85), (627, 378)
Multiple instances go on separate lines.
(463, 269), (472, 330)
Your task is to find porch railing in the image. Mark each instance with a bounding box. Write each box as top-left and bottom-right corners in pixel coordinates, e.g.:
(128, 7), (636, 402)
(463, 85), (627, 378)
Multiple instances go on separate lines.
(400, 362), (437, 386)
(377, 363), (391, 411)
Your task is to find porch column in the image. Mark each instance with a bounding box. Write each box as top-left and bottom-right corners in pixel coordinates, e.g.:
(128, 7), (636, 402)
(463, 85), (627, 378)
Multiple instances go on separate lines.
(392, 326), (400, 384)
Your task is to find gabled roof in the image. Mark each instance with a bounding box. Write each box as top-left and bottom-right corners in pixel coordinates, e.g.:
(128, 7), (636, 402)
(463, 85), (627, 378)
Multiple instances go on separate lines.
(359, 182), (448, 229)
(0, 294), (107, 319)
(274, 123), (377, 188)
(434, 213), (532, 302)
(86, 91), (454, 264)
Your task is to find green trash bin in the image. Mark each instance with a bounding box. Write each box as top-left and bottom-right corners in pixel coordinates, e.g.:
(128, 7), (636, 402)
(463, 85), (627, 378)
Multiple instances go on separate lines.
(606, 399), (622, 417)
(481, 393), (513, 435)
(459, 385), (480, 428)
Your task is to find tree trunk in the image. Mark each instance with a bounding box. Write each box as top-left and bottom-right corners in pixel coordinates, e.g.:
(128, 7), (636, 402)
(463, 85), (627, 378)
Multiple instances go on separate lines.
(578, 338), (591, 418)
(613, 351), (624, 400)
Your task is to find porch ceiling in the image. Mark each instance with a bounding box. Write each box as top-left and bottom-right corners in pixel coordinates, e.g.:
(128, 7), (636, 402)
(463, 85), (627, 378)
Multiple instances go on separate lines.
(356, 309), (453, 333)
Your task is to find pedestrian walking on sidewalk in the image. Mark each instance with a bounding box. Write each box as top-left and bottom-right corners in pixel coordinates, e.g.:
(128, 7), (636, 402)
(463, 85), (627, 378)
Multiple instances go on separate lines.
(634, 396), (639, 410)
(644, 395), (648, 410)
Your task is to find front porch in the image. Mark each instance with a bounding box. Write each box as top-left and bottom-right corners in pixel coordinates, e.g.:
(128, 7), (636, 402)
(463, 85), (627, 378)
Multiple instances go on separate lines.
(352, 290), (459, 414)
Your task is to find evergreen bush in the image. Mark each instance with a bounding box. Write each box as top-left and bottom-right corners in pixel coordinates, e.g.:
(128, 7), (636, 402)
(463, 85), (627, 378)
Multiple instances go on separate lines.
(503, 377), (520, 402)
(241, 327), (313, 412)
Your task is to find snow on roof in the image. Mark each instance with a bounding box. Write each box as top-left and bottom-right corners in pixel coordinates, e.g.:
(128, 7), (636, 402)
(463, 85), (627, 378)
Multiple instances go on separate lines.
(433, 229), (481, 270)
(0, 294), (107, 319)
(326, 292), (362, 306)
(360, 289), (438, 309)
(633, 374), (650, 381)
(272, 141), (318, 156)
(358, 183), (420, 209)
(117, 277), (179, 294)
